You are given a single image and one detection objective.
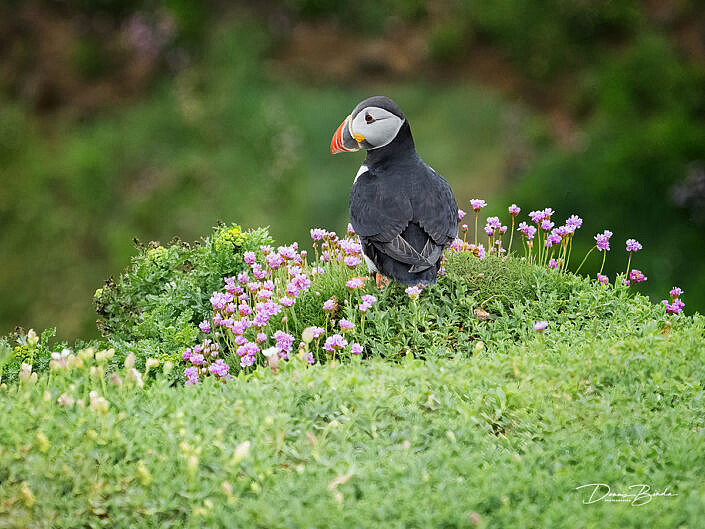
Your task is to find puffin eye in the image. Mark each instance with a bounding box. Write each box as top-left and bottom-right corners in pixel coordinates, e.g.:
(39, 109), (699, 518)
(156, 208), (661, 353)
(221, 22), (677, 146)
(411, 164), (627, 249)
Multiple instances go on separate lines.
(365, 113), (375, 124)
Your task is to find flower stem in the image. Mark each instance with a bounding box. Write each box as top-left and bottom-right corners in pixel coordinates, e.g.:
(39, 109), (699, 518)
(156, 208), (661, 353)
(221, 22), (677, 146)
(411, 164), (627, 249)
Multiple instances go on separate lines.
(625, 252), (632, 278)
(508, 217), (515, 256)
(474, 212), (479, 245)
(575, 245), (596, 274)
(598, 250), (607, 276)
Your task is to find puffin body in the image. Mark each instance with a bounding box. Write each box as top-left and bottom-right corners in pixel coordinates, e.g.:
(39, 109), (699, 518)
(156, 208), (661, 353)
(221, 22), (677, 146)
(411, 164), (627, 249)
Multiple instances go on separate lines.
(331, 96), (458, 285)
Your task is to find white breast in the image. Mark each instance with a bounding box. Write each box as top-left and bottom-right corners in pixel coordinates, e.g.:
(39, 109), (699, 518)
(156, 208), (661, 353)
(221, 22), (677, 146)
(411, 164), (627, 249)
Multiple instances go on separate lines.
(354, 165), (368, 184)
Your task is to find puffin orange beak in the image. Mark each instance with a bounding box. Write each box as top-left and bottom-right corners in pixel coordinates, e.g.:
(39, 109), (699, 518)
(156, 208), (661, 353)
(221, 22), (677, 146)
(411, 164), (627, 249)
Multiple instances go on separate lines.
(330, 115), (359, 154)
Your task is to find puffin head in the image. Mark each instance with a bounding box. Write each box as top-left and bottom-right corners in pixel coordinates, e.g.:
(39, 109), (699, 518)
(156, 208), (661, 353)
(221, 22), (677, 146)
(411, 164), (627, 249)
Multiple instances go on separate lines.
(330, 96), (406, 154)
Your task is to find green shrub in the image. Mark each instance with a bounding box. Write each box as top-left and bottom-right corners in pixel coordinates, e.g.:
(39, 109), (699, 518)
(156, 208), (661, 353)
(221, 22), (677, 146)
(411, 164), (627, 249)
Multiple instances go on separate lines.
(94, 223), (271, 361)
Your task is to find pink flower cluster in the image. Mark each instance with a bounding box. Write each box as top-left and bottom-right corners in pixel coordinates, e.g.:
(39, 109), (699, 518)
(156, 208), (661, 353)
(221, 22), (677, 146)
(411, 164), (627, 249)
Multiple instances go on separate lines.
(183, 225), (383, 384)
(663, 287), (685, 315)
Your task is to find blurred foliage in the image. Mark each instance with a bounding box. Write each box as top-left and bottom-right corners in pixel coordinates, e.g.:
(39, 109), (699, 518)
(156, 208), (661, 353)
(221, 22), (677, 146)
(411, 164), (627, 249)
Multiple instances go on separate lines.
(1, 0), (704, 339)
(505, 34), (705, 311)
(0, 20), (519, 340)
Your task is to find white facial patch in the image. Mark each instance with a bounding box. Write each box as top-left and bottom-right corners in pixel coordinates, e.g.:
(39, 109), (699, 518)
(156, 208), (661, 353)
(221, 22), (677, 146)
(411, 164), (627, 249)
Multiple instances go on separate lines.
(350, 106), (404, 150)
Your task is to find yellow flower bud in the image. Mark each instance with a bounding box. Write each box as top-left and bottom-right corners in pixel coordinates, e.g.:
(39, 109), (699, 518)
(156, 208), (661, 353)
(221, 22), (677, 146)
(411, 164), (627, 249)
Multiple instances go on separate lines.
(20, 481), (35, 508)
(36, 431), (50, 453)
(137, 460), (152, 486)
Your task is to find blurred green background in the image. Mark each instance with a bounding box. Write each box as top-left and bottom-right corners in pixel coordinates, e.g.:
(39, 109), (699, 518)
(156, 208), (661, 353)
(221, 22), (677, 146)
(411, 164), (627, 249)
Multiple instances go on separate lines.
(2, 0), (704, 341)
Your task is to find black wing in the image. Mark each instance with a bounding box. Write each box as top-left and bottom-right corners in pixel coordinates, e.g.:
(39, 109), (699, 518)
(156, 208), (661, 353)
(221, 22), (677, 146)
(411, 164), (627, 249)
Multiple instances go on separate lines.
(412, 164), (458, 246)
(349, 169), (412, 242)
(349, 164), (457, 270)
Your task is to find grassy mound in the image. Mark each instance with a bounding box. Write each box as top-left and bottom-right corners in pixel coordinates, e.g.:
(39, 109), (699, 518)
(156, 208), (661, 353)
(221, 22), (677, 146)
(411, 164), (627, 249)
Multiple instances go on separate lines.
(1, 309), (703, 527)
(1, 226), (702, 527)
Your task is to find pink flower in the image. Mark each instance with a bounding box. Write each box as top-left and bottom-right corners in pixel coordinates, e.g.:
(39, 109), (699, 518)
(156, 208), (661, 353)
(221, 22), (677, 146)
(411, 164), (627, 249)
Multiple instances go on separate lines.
(184, 367), (198, 386)
(458, 209), (467, 220)
(405, 286), (422, 300)
(663, 298), (685, 315)
(533, 321), (548, 333)
(484, 225), (494, 236)
(347, 223), (356, 235)
(351, 343), (363, 355)
(470, 199), (486, 211)
(508, 204), (520, 215)
(323, 298), (336, 311)
(266, 253), (284, 269)
(324, 334), (348, 352)
(256, 332), (267, 343)
(540, 219), (554, 231)
(244, 251), (256, 265)
(274, 330), (295, 353)
(566, 215), (582, 229)
(486, 216), (501, 229)
(310, 228), (326, 241)
(236, 342), (260, 357)
(252, 264), (266, 279)
(279, 296), (295, 307)
(548, 258), (559, 269)
(597, 273), (609, 285)
(625, 239), (642, 252)
(346, 277), (364, 291)
(594, 230), (612, 251)
(529, 210), (544, 224)
(339, 319), (355, 331)
(310, 327), (325, 339)
(199, 320), (211, 333)
(278, 245), (297, 260)
(629, 269), (647, 283)
(670, 287), (683, 298)
(362, 294), (376, 305)
(344, 256), (362, 269)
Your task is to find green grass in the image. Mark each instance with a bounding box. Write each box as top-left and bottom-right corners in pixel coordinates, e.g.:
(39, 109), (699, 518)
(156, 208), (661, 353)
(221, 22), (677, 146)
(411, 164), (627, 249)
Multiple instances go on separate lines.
(1, 251), (703, 528)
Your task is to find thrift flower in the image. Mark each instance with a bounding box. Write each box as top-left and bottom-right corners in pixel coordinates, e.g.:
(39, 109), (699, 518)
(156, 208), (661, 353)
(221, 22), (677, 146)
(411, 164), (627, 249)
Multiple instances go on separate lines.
(323, 298), (336, 311)
(566, 215), (583, 229)
(339, 319), (355, 331)
(346, 277), (364, 291)
(594, 230), (612, 251)
(405, 286), (422, 300)
(670, 287), (683, 298)
(458, 209), (466, 220)
(508, 204), (520, 215)
(243, 251), (256, 265)
(344, 256), (362, 268)
(470, 199), (486, 211)
(351, 343), (363, 355)
(663, 298), (685, 315)
(534, 321), (548, 333)
(625, 239), (642, 252)
(324, 334), (348, 352)
(597, 273), (609, 285)
(629, 269), (647, 283)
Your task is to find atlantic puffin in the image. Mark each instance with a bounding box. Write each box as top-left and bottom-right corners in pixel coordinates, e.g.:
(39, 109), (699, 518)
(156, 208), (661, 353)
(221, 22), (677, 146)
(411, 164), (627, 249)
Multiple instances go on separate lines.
(331, 95), (458, 286)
